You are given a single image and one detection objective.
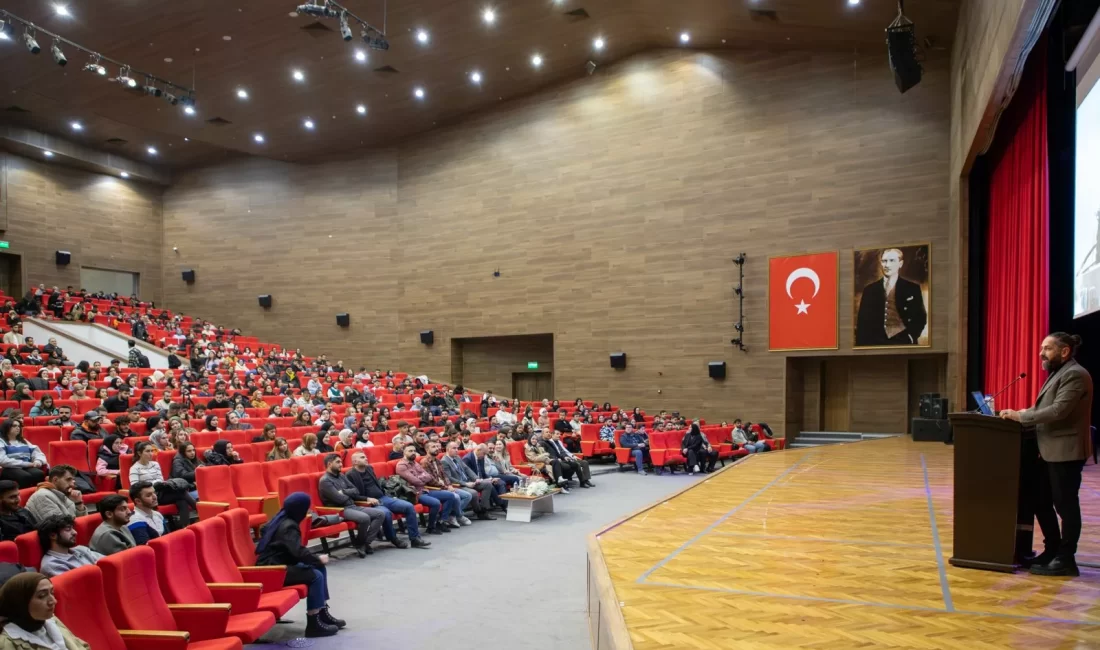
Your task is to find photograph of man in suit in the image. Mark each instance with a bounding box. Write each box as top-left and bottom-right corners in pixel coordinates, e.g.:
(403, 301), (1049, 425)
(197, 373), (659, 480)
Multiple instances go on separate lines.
(999, 332), (1093, 576)
(855, 247), (928, 346)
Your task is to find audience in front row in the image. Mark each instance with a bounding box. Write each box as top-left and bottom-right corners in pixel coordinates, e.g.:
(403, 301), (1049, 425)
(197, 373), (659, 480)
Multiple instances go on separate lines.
(37, 515), (102, 578)
(318, 454), (397, 558)
(26, 466), (87, 523)
(89, 495), (135, 556)
(344, 452), (430, 548)
(0, 572), (88, 649)
(0, 420), (47, 489)
(0, 480), (36, 542)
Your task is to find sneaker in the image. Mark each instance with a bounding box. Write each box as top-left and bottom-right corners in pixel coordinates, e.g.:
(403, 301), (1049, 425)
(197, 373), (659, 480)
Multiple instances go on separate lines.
(560, 487), (571, 494)
(476, 511), (496, 521)
(458, 516), (473, 526)
(447, 516), (459, 527)
(638, 470), (647, 476)
(410, 537), (432, 548)
(439, 524), (452, 533)
(693, 464), (701, 473)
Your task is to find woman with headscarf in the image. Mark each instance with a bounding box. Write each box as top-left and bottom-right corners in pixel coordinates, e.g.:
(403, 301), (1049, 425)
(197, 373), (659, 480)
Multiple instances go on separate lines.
(0, 572), (89, 649)
(255, 492), (343, 638)
(94, 435), (128, 490)
(333, 429), (355, 454)
(353, 429), (373, 449)
(202, 440), (241, 466)
(294, 433), (319, 456)
(204, 414), (222, 432)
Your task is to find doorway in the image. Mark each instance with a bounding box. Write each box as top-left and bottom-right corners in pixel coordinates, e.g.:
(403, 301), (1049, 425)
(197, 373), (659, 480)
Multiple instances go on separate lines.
(0, 253), (22, 299)
(512, 372), (553, 402)
(822, 359), (850, 432)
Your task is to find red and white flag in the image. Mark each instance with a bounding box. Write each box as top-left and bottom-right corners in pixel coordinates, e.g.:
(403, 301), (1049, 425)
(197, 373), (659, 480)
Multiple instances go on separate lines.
(768, 252), (839, 350)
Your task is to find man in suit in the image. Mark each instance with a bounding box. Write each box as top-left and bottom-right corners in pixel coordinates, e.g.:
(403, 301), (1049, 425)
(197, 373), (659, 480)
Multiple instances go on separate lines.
(541, 429), (594, 488)
(1000, 332), (1093, 576)
(442, 442), (495, 520)
(855, 248), (927, 346)
(462, 444), (509, 511)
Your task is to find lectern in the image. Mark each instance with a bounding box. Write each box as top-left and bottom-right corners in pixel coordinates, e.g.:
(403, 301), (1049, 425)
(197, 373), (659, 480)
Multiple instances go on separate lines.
(948, 413), (1039, 572)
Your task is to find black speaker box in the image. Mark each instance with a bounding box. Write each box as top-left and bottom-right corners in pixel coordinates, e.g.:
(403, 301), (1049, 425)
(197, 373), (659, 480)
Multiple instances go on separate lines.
(911, 418), (951, 442)
(181, 269), (195, 283)
(610, 352), (627, 369)
(887, 22), (922, 93)
(258, 294), (272, 308)
(55, 250), (71, 266)
(918, 392), (940, 418)
(928, 398), (949, 420)
(708, 361), (726, 379)
(420, 330), (434, 345)
(336, 313), (350, 327)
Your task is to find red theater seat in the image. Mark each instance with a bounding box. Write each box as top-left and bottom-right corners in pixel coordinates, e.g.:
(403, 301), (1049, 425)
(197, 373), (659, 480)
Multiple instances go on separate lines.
(195, 465), (267, 530)
(191, 517), (299, 618)
(217, 508), (308, 600)
(263, 459), (293, 492)
(15, 531), (41, 569)
(276, 474), (348, 550)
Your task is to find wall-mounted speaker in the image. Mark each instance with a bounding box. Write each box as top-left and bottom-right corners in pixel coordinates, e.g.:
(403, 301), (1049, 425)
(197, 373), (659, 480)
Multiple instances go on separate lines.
(258, 295), (272, 308)
(181, 269), (195, 283)
(420, 330), (434, 345)
(610, 352), (627, 369)
(55, 251), (71, 266)
(887, 20), (922, 93)
(708, 361), (726, 379)
(336, 313), (350, 327)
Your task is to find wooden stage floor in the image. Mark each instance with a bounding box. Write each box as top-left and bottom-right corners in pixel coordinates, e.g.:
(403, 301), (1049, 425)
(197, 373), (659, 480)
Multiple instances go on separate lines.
(589, 436), (1100, 649)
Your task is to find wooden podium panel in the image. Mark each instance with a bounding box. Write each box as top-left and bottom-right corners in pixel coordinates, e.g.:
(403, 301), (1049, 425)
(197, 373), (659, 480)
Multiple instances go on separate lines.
(948, 413), (1033, 572)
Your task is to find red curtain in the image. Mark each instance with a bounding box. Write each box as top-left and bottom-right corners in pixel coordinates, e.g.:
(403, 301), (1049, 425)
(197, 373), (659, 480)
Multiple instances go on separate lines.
(983, 45), (1048, 410)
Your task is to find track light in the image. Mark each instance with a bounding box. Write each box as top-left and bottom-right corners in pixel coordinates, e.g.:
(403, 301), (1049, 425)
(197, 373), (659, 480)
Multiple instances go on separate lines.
(0, 21), (13, 40)
(164, 92), (179, 106)
(51, 40), (66, 66)
(23, 29), (40, 54)
(115, 66), (137, 88)
(296, 1), (338, 17)
(143, 83), (162, 97)
(339, 11), (352, 41)
(362, 29), (389, 50)
(83, 55), (106, 76)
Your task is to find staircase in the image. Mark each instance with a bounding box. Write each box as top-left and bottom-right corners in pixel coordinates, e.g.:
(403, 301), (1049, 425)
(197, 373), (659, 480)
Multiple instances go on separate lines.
(789, 432), (899, 449)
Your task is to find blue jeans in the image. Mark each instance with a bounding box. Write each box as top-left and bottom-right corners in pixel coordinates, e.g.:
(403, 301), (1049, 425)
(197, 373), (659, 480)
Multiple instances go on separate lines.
(380, 495), (420, 539)
(452, 487), (472, 513)
(425, 490), (459, 521)
(630, 448), (647, 472)
(742, 442), (767, 453)
(498, 474), (520, 490)
(289, 563), (328, 611)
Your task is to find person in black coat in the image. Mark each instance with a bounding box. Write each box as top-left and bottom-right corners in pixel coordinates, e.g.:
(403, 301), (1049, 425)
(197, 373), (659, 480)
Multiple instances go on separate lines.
(680, 424), (718, 474)
(855, 248), (927, 346)
(255, 492), (344, 638)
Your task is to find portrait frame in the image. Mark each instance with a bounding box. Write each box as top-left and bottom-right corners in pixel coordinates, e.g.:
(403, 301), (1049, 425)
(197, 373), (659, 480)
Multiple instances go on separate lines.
(852, 242), (931, 350)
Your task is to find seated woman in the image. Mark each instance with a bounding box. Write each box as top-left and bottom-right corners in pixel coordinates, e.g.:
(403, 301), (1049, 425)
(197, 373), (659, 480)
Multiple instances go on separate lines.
(171, 442), (202, 499)
(129, 441), (195, 524)
(333, 429), (355, 454)
(253, 422), (278, 444)
(354, 429), (373, 449)
(204, 414), (222, 433)
(524, 433), (568, 493)
(325, 384), (343, 404)
(255, 493), (344, 638)
(202, 440), (242, 466)
(294, 433), (320, 457)
(268, 404), (284, 419)
(0, 572), (89, 649)
(95, 435), (129, 490)
(267, 437), (292, 461)
(292, 411), (313, 428)
(225, 411), (252, 431)
(487, 439), (523, 490)
(27, 396), (59, 418)
(0, 420), (47, 489)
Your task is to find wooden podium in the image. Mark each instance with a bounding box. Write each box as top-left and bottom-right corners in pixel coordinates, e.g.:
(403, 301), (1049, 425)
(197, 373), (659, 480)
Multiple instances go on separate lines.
(947, 413), (1039, 572)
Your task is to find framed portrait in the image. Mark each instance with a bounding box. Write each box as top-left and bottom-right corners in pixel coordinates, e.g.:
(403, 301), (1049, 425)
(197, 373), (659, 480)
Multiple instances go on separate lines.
(852, 243), (931, 349)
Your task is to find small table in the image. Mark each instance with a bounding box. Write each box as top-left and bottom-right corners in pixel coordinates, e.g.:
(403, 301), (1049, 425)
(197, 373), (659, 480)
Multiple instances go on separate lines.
(501, 489), (559, 523)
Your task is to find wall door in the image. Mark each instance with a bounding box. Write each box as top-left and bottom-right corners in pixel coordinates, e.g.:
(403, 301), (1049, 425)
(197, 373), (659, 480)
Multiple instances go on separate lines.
(822, 359), (850, 432)
(512, 372), (553, 402)
(0, 252), (22, 299)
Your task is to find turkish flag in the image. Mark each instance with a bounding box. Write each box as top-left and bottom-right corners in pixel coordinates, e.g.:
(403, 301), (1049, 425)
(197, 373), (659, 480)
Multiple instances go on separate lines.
(769, 252), (839, 350)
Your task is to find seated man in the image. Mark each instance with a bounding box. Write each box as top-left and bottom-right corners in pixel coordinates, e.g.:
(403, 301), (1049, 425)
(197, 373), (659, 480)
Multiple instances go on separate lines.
(26, 465), (88, 522)
(387, 439), (405, 461)
(37, 515), (103, 577)
(0, 479), (37, 542)
(543, 429), (594, 488)
(619, 423), (651, 475)
(102, 386), (132, 413)
(128, 481), (169, 544)
(89, 494), (136, 556)
(420, 441), (474, 527)
(318, 453), (403, 558)
(69, 410), (107, 443)
(47, 405), (76, 428)
(731, 423), (767, 453)
(462, 443), (511, 509)
(442, 442), (495, 521)
(344, 452), (430, 548)
(395, 444), (460, 535)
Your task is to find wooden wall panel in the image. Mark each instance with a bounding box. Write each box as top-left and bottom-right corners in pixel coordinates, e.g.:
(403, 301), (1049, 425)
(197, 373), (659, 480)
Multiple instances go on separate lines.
(848, 357), (910, 434)
(455, 335), (555, 397)
(2, 153), (163, 302)
(162, 48), (952, 429)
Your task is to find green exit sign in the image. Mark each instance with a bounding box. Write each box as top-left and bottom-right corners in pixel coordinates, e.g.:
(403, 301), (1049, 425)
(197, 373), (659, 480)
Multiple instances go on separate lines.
(527, 361), (539, 369)
(0, 242), (9, 249)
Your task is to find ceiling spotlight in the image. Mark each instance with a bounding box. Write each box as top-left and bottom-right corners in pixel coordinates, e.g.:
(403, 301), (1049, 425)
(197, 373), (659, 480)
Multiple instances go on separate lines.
(416, 29), (429, 44)
(146, 146), (157, 155)
(354, 49), (367, 62)
(0, 20), (12, 40)
(183, 105), (196, 115)
(70, 121), (82, 131)
(236, 88), (248, 99)
(253, 133), (265, 143)
(679, 32), (690, 44)
(116, 66), (137, 88)
(339, 11), (352, 41)
(470, 70), (482, 84)
(593, 37), (605, 51)
(43, 151), (54, 158)
(23, 29), (40, 54)
(362, 30), (389, 50)
(292, 69), (305, 82)
(51, 40), (67, 66)
(356, 104), (367, 114)
(83, 55), (106, 76)
(848, 0), (860, 4)
(303, 118), (315, 129)
(482, 8), (495, 24)
(296, 2), (338, 17)
(531, 54), (543, 68)
(53, 4), (71, 16)
(143, 83), (163, 97)
(164, 92), (179, 105)
(414, 87), (425, 99)
(120, 172), (129, 178)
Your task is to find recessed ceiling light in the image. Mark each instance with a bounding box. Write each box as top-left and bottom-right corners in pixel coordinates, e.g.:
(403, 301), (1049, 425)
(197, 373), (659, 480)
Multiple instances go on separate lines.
(292, 69), (304, 82)
(146, 146), (157, 155)
(354, 49), (367, 62)
(470, 70), (482, 83)
(416, 29), (429, 44)
(482, 8), (495, 24)
(414, 87), (425, 99)
(183, 105), (195, 115)
(303, 118), (315, 129)
(163, 57), (173, 63)
(43, 151), (54, 158)
(679, 32), (690, 44)
(356, 104), (367, 115)
(70, 121), (82, 131)
(253, 133), (265, 143)
(184, 137), (189, 142)
(531, 53), (543, 68)
(120, 172), (129, 178)
(593, 37), (605, 51)
(222, 35), (232, 41)
(53, 4), (70, 17)
(847, 0), (860, 4)
(236, 88), (248, 99)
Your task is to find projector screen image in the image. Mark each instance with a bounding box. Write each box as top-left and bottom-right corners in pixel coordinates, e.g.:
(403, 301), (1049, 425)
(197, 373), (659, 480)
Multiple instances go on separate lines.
(1076, 68), (1100, 318)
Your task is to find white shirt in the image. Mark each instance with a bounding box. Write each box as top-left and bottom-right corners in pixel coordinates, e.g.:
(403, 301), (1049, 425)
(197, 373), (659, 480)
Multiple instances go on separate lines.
(496, 410), (516, 426)
(131, 506), (167, 535)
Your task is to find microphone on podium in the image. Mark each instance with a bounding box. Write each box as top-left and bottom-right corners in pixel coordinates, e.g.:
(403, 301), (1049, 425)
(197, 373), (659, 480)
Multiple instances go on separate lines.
(973, 372), (1027, 414)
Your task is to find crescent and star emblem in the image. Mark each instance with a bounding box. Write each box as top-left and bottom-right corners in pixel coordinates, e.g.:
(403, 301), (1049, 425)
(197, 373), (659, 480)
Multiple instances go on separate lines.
(785, 267), (820, 315)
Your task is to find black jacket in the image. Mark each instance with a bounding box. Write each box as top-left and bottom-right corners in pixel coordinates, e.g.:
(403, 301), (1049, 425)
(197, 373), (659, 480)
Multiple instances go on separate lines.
(256, 518), (322, 568)
(553, 419), (573, 434)
(855, 276), (927, 346)
(171, 455), (199, 488)
(0, 508), (37, 542)
(70, 425), (105, 443)
(541, 438), (569, 460)
(346, 466), (386, 501)
(681, 431), (706, 453)
(102, 396), (130, 413)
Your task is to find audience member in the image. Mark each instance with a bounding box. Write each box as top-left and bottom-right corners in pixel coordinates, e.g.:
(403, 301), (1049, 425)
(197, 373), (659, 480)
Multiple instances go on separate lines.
(268, 437), (292, 461)
(89, 495), (136, 556)
(37, 515), (102, 578)
(202, 440), (242, 466)
(101, 387), (131, 413)
(681, 423), (718, 473)
(345, 452), (430, 548)
(295, 434), (320, 456)
(0, 421), (47, 488)
(318, 454), (402, 557)
(0, 572), (89, 648)
(395, 444), (461, 533)
(619, 423), (651, 475)
(544, 429), (593, 487)
(26, 466), (86, 522)
(731, 423), (767, 453)
(129, 442), (195, 523)
(525, 433), (569, 492)
(0, 480), (37, 542)
(442, 442), (496, 520)
(127, 481), (167, 545)
(171, 442), (201, 499)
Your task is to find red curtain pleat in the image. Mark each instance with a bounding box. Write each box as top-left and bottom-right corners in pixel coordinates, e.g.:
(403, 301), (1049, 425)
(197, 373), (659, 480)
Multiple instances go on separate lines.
(983, 46), (1049, 410)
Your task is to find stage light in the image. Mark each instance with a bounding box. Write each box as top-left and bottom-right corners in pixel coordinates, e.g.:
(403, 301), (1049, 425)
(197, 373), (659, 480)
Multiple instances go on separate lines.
(43, 151), (54, 158)
(24, 29), (40, 54)
(0, 21), (12, 40)
(253, 133), (265, 143)
(482, 8), (495, 24)
(143, 83), (163, 97)
(51, 40), (66, 66)
(531, 53), (542, 68)
(116, 66), (137, 88)
(593, 37), (604, 51)
(70, 121), (82, 131)
(362, 30), (389, 50)
(356, 103), (367, 114)
(303, 118), (315, 129)
(848, 0), (860, 5)
(120, 172), (129, 178)
(53, 4), (70, 17)
(164, 92), (179, 105)
(470, 70), (482, 84)
(354, 49), (366, 62)
(292, 68), (305, 82)
(236, 88), (248, 99)
(339, 11), (352, 41)
(83, 55), (106, 76)
(146, 146), (157, 155)
(414, 86), (425, 99)
(297, 2), (338, 18)
(679, 32), (690, 44)
(183, 105), (195, 115)
(416, 29), (429, 44)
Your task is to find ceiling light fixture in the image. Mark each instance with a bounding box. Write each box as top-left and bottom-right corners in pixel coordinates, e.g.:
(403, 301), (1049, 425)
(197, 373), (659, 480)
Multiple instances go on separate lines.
(848, 0), (860, 5)
(115, 65), (137, 88)
(253, 133), (265, 143)
(593, 37), (604, 51)
(354, 49), (366, 62)
(70, 121), (82, 131)
(339, 10), (353, 40)
(292, 69), (305, 81)
(303, 118), (315, 129)
(183, 105), (196, 115)
(83, 55), (106, 76)
(53, 4), (70, 17)
(120, 172), (129, 178)
(356, 103), (367, 114)
(679, 32), (690, 44)
(416, 29), (429, 44)
(236, 88), (249, 99)
(482, 8), (495, 24)
(23, 28), (40, 54)
(146, 146), (157, 155)
(470, 70), (482, 84)
(414, 86), (425, 99)
(51, 39), (66, 65)
(43, 151), (54, 158)
(531, 53), (543, 68)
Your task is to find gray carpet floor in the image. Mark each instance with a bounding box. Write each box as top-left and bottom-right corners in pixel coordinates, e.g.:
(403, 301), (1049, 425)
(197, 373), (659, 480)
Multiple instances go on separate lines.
(258, 468), (706, 648)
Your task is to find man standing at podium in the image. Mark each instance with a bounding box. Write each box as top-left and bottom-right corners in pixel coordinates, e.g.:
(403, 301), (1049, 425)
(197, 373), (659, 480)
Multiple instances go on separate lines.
(999, 332), (1092, 577)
